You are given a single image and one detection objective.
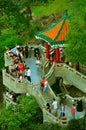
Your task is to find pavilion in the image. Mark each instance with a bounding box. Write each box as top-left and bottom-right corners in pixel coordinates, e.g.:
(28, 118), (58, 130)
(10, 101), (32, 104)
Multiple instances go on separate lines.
(35, 12), (69, 63)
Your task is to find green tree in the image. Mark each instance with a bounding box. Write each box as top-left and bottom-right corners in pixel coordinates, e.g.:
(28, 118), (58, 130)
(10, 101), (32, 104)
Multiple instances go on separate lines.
(0, 96), (42, 130)
(36, 122), (61, 130)
(0, 29), (26, 71)
(65, 0), (86, 65)
(0, 0), (46, 71)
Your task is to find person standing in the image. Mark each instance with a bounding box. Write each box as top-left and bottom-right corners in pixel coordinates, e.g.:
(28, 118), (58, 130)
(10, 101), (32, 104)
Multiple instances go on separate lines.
(26, 67), (31, 82)
(71, 104), (76, 119)
(52, 98), (58, 116)
(36, 54), (41, 66)
(25, 43), (29, 58)
(60, 103), (65, 118)
(40, 77), (46, 92)
(43, 80), (48, 93)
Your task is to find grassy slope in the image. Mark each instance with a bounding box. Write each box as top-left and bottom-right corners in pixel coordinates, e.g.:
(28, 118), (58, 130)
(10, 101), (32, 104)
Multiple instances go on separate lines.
(32, 0), (71, 17)
(31, 0), (72, 44)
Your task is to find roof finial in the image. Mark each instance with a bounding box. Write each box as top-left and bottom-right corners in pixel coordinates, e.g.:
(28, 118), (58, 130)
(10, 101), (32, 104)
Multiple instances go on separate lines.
(64, 9), (68, 16)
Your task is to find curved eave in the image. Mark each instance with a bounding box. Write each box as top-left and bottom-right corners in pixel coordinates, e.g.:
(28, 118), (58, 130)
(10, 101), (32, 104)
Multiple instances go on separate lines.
(35, 33), (66, 47)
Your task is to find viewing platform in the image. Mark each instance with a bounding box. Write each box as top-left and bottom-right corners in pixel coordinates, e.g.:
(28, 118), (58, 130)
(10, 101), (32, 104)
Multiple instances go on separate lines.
(3, 45), (86, 125)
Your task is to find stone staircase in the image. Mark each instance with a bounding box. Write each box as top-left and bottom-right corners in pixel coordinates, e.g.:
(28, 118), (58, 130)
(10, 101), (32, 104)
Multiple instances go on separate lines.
(42, 90), (54, 105)
(3, 47), (67, 124)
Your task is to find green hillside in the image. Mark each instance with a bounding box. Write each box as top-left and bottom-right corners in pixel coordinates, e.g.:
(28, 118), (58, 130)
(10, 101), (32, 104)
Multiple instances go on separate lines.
(32, 0), (70, 16)
(33, 0), (86, 64)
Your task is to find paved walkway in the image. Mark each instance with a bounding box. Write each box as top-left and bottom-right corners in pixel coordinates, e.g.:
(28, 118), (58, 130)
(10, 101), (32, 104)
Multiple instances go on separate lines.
(25, 57), (43, 84)
(25, 56), (85, 121)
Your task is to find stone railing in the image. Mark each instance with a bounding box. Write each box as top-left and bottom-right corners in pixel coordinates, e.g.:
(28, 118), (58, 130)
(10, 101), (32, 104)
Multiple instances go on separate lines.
(3, 94), (16, 108)
(45, 62), (56, 86)
(64, 94), (84, 107)
(40, 57), (49, 74)
(43, 107), (68, 125)
(4, 53), (14, 67)
(2, 69), (29, 93)
(39, 45), (52, 75)
(63, 94), (86, 111)
(79, 64), (86, 75)
(47, 82), (59, 102)
(43, 108), (59, 123)
(3, 68), (61, 124)
(26, 83), (46, 109)
(55, 63), (86, 93)
(43, 60), (52, 75)
(39, 45), (46, 57)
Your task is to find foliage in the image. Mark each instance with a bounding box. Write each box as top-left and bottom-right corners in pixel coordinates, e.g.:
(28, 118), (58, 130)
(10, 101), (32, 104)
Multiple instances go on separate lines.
(36, 122), (61, 130)
(28, 22), (43, 38)
(0, 0), (29, 27)
(0, 0), (49, 71)
(0, 96), (42, 130)
(68, 114), (86, 130)
(32, 0), (70, 16)
(0, 29), (26, 71)
(0, 0), (86, 129)
(64, 0), (86, 64)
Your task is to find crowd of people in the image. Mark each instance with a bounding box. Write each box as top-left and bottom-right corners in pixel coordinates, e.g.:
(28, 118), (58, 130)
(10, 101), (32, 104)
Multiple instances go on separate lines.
(6, 90), (21, 102)
(5, 44), (76, 123)
(5, 44), (37, 82)
(45, 100), (76, 122)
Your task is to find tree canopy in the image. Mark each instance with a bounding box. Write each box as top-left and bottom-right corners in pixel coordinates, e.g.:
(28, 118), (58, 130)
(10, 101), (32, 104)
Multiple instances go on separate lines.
(0, 0), (47, 71)
(65, 0), (86, 64)
(0, 96), (42, 130)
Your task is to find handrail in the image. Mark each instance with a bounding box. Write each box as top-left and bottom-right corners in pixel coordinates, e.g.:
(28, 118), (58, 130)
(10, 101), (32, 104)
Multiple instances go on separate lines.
(3, 70), (46, 108)
(57, 63), (86, 81)
(65, 94), (84, 101)
(47, 83), (59, 101)
(3, 94), (16, 105)
(64, 64), (86, 81)
(3, 69), (16, 82)
(43, 108), (58, 123)
(4, 53), (13, 61)
(28, 84), (60, 121)
(45, 62), (55, 78)
(4, 69), (59, 121)
(43, 62), (58, 101)
(3, 69), (29, 84)
(32, 84), (47, 107)
(4, 53), (14, 66)
(39, 45), (46, 52)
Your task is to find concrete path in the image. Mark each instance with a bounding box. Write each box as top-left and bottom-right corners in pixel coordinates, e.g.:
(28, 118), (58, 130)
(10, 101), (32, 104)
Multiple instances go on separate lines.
(25, 56), (85, 121)
(25, 57), (43, 84)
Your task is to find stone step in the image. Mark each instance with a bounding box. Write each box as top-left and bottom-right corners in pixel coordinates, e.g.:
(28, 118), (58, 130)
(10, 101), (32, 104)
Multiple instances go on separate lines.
(42, 91), (54, 105)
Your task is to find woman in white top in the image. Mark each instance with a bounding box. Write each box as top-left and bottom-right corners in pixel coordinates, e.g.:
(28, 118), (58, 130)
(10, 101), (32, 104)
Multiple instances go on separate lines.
(26, 67), (31, 82)
(52, 98), (58, 116)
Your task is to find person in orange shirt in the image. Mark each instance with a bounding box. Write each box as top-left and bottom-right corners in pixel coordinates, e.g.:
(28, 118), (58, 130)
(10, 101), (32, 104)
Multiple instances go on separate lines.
(18, 61), (24, 71)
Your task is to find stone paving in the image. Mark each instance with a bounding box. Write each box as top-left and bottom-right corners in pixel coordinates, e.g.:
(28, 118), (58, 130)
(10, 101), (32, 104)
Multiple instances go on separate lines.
(25, 56), (85, 121)
(25, 57), (43, 84)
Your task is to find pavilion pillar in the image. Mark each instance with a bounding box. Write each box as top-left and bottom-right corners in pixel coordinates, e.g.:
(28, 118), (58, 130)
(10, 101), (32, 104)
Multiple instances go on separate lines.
(46, 42), (50, 59)
(55, 47), (60, 63)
